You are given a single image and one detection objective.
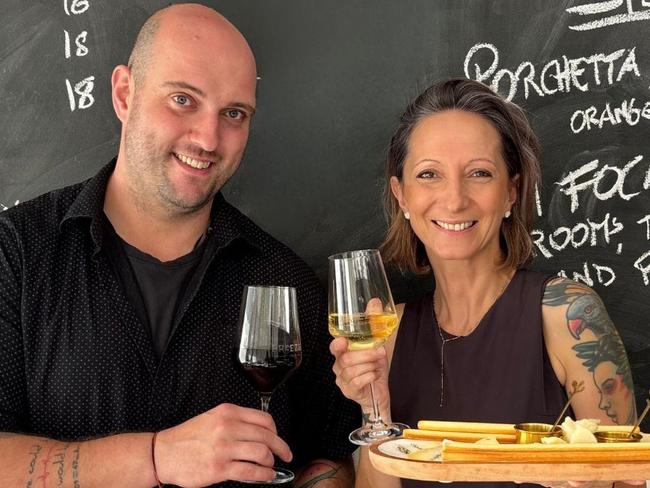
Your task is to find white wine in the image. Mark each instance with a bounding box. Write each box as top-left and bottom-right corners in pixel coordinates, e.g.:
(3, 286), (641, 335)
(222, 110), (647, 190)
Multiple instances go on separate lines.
(328, 312), (398, 350)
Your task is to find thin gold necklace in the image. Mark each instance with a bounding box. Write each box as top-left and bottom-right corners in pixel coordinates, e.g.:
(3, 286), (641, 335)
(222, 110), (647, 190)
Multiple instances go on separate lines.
(434, 274), (513, 407)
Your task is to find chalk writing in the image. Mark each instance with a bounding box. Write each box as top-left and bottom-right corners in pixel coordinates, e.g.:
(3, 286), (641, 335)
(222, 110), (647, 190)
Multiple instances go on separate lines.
(638, 215), (650, 239)
(63, 0), (90, 16)
(570, 98), (650, 133)
(0, 200), (20, 211)
(463, 43), (640, 101)
(63, 1), (93, 112)
(532, 213), (624, 259)
(558, 262), (617, 287)
(634, 250), (650, 284)
(64, 30), (89, 58)
(556, 155), (645, 213)
(568, 0), (650, 31)
(65, 76), (95, 111)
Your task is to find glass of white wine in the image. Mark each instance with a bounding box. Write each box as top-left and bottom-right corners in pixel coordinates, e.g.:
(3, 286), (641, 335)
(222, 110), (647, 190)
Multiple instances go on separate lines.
(328, 249), (408, 445)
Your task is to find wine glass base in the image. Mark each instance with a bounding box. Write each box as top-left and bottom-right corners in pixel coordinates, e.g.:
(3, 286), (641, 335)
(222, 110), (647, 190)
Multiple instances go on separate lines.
(242, 467), (294, 485)
(349, 422), (409, 446)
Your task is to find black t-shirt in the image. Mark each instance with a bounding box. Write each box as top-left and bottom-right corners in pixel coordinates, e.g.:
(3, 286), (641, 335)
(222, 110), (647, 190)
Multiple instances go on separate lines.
(118, 235), (206, 359)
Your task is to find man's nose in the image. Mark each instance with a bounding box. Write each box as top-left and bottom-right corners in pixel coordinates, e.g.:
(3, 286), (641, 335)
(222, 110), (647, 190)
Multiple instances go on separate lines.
(189, 113), (220, 153)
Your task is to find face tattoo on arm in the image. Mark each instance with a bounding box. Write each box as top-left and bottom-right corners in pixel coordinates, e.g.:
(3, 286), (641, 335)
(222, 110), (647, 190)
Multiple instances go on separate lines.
(543, 278), (635, 425)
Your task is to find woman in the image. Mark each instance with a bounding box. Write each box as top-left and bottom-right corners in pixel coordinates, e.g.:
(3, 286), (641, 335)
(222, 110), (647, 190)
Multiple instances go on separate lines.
(330, 79), (637, 488)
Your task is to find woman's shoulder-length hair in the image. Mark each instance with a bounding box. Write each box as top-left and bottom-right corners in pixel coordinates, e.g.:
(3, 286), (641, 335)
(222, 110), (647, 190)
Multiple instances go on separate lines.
(380, 77), (541, 274)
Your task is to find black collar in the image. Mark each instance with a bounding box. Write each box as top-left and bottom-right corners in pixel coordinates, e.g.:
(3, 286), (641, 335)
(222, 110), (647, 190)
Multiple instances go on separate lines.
(60, 159), (262, 256)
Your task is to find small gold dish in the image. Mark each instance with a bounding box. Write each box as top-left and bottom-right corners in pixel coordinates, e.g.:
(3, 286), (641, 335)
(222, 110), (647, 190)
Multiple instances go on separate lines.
(514, 423), (563, 443)
(594, 431), (642, 443)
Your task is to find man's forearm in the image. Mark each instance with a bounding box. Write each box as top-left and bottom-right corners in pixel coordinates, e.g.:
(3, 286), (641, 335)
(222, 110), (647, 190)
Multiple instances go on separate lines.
(293, 456), (355, 488)
(0, 432), (155, 488)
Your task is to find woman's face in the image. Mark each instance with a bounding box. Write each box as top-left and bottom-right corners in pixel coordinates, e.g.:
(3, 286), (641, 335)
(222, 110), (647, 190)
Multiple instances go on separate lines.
(594, 361), (634, 424)
(391, 109), (517, 266)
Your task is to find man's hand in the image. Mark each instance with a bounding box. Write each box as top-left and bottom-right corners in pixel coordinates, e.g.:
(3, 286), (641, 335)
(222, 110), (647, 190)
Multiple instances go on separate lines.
(155, 403), (292, 487)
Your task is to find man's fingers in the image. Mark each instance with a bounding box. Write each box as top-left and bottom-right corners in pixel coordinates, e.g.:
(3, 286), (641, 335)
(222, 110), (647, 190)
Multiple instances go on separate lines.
(210, 403), (277, 434)
(224, 423), (292, 462)
(225, 461), (277, 483)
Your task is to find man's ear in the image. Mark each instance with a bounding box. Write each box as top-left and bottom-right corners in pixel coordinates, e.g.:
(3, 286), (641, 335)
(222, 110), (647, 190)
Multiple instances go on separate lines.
(111, 65), (132, 124)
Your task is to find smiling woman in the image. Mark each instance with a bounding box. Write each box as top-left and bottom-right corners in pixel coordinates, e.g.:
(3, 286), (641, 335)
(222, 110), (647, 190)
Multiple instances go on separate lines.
(328, 79), (638, 488)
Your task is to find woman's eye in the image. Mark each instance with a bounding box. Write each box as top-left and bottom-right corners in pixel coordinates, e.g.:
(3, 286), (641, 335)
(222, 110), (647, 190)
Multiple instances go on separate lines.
(172, 95), (191, 106)
(417, 170), (437, 179)
(471, 169), (492, 177)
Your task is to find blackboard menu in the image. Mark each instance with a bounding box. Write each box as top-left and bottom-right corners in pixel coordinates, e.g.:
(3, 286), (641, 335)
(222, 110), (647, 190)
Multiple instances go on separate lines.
(1, 0), (649, 428)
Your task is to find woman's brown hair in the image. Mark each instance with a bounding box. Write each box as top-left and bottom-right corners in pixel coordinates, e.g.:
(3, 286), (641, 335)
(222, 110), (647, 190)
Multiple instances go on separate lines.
(381, 78), (541, 273)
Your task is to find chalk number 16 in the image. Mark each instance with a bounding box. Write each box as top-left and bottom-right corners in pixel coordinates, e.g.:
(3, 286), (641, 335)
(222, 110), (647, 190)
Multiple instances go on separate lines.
(64, 0), (90, 16)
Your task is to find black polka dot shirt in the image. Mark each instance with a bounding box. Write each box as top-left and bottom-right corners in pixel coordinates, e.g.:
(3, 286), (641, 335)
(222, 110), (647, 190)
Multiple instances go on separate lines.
(0, 161), (360, 486)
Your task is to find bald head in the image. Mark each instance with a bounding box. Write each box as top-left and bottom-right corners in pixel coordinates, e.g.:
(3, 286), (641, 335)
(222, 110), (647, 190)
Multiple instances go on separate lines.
(128, 3), (256, 88)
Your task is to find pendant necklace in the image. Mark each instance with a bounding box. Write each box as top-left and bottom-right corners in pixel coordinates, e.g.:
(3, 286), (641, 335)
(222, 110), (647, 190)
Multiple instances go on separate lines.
(434, 274), (513, 407)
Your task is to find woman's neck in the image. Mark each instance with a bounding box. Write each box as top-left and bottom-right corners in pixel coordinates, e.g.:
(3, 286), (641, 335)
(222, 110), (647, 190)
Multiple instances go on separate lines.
(432, 261), (515, 336)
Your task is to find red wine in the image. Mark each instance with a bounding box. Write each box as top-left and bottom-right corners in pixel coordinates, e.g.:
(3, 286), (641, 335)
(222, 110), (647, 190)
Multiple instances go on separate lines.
(241, 356), (300, 394)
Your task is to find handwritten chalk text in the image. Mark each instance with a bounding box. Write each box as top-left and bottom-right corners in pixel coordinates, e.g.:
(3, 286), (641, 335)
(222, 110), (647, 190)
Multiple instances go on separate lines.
(464, 43), (640, 101)
(532, 212), (624, 259)
(570, 97), (650, 133)
(558, 262), (617, 287)
(556, 155), (645, 213)
(568, 0), (650, 31)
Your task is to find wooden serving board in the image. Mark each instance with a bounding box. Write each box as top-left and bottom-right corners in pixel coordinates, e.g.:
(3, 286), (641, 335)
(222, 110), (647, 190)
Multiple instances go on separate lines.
(369, 439), (650, 482)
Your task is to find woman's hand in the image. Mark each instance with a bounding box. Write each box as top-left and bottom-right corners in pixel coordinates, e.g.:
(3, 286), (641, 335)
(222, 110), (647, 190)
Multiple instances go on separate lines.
(329, 337), (391, 420)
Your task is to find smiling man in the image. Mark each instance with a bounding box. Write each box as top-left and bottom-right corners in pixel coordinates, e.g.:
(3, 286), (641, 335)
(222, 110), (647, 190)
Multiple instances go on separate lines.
(0, 4), (358, 487)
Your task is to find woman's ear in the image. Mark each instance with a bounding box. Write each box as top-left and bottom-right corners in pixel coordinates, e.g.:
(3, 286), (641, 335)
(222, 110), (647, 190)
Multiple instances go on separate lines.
(507, 174), (520, 211)
(390, 176), (408, 214)
(111, 65), (132, 124)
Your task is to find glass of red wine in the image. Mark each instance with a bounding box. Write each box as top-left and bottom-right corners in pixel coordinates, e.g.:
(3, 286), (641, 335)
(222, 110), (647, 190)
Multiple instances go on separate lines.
(236, 285), (302, 484)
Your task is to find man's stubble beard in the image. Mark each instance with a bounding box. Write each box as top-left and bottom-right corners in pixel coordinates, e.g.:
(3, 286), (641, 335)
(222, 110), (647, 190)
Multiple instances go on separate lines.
(124, 108), (220, 216)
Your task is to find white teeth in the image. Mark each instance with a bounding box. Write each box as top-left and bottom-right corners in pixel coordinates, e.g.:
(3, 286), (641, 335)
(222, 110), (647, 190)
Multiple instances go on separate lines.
(176, 153), (212, 169)
(435, 221), (475, 231)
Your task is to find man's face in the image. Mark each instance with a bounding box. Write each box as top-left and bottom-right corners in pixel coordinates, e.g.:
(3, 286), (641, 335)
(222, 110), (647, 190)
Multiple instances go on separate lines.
(122, 16), (257, 215)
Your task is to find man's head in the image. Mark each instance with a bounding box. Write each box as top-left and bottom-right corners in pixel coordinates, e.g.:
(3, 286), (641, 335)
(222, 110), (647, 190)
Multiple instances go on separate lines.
(111, 3), (257, 216)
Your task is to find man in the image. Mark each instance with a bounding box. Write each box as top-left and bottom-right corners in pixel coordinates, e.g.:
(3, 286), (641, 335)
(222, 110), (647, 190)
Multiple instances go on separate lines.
(0, 4), (358, 487)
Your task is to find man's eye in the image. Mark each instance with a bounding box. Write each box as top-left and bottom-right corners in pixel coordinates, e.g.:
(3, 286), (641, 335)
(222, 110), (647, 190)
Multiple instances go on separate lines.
(172, 95), (191, 106)
(225, 109), (246, 120)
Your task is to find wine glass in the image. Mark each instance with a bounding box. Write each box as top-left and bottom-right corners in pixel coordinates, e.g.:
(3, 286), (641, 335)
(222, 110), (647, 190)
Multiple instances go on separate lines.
(328, 249), (408, 445)
(236, 285), (302, 484)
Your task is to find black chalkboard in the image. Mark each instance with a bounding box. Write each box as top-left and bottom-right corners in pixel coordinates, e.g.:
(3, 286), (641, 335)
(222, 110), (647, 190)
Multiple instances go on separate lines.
(2, 0), (650, 429)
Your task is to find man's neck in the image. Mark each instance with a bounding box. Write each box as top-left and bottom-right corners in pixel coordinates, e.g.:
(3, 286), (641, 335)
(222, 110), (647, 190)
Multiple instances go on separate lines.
(103, 172), (211, 262)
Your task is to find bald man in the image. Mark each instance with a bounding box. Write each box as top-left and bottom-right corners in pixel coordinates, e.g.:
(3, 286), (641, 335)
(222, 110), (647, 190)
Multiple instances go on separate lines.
(0, 4), (359, 487)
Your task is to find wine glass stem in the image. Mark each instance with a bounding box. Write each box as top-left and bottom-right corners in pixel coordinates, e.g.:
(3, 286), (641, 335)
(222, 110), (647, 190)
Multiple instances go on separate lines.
(368, 381), (387, 428)
(260, 393), (271, 413)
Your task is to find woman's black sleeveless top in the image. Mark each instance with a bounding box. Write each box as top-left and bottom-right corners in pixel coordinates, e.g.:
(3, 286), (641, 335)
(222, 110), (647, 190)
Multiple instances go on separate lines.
(388, 269), (569, 488)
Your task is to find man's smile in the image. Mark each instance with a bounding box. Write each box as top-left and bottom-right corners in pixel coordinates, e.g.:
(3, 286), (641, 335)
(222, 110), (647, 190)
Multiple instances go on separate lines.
(174, 152), (213, 170)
